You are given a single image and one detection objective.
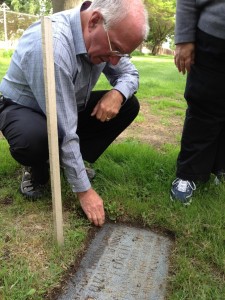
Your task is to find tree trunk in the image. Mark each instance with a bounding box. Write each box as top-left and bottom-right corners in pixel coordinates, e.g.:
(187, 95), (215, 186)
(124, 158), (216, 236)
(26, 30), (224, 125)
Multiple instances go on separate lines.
(52, 0), (82, 13)
(151, 44), (161, 56)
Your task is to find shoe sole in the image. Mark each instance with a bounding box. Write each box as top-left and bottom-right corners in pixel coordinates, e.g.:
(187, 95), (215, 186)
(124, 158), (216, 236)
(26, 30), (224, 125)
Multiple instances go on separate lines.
(170, 194), (192, 206)
(20, 184), (44, 200)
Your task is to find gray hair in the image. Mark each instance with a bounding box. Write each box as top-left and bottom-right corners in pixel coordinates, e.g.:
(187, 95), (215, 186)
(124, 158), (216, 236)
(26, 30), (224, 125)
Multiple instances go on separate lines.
(88, 0), (149, 39)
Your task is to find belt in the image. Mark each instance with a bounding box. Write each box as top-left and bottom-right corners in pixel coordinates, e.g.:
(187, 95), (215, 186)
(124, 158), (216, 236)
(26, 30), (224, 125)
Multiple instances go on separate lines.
(0, 95), (13, 114)
(0, 95), (5, 112)
(0, 95), (14, 129)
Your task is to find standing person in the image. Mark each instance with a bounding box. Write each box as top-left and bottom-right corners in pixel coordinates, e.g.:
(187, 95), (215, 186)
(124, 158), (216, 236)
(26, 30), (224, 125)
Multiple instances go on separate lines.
(0, 0), (149, 225)
(170, 0), (225, 204)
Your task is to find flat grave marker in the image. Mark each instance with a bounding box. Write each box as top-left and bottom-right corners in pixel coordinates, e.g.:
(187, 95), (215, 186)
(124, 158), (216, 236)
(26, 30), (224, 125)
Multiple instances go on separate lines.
(58, 223), (173, 300)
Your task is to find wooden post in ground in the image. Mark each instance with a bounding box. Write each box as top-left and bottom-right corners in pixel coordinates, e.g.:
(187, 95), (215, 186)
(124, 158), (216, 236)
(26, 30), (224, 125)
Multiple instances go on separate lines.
(41, 16), (64, 246)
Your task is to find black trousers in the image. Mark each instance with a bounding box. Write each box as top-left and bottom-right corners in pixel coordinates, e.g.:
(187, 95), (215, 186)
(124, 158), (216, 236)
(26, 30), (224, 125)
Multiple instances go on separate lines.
(177, 29), (225, 182)
(0, 91), (139, 184)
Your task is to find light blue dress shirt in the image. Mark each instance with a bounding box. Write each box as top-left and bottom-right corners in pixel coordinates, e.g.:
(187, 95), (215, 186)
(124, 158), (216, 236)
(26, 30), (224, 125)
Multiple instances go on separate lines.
(0, 5), (139, 192)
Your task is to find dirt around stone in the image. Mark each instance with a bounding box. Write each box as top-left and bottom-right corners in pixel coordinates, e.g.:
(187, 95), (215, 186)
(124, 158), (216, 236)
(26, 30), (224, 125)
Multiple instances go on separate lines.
(116, 101), (183, 149)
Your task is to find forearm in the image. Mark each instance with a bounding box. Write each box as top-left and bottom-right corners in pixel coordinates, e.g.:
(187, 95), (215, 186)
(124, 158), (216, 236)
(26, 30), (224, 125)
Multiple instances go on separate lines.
(103, 58), (139, 99)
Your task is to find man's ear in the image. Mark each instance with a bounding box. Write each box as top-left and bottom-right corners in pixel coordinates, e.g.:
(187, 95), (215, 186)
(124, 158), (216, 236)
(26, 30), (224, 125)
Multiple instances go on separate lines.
(88, 11), (103, 30)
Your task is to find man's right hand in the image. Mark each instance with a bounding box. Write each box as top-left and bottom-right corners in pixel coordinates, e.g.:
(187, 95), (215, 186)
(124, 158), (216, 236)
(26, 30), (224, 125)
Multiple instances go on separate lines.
(174, 42), (195, 74)
(77, 188), (105, 227)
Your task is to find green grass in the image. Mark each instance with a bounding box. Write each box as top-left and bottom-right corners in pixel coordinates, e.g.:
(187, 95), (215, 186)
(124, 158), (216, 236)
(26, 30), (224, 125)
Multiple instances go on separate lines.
(0, 50), (11, 79)
(1, 53), (225, 300)
(95, 55), (187, 122)
(96, 55), (185, 99)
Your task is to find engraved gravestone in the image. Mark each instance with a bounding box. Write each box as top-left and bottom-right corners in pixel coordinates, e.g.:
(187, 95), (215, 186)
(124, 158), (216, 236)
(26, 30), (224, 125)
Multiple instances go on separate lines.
(57, 223), (173, 300)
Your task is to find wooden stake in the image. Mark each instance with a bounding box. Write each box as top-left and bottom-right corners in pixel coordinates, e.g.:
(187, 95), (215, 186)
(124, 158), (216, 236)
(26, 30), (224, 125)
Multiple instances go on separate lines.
(41, 16), (64, 246)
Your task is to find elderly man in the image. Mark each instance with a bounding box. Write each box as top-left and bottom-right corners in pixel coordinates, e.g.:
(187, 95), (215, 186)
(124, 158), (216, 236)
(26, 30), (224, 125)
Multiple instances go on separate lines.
(0, 0), (149, 226)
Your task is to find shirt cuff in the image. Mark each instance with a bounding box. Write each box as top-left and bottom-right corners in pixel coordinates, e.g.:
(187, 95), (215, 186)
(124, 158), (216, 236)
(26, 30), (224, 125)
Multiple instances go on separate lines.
(113, 84), (131, 100)
(64, 166), (91, 192)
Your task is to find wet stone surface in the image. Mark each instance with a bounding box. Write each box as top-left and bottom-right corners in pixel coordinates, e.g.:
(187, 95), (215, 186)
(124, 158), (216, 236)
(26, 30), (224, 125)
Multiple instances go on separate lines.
(57, 223), (173, 300)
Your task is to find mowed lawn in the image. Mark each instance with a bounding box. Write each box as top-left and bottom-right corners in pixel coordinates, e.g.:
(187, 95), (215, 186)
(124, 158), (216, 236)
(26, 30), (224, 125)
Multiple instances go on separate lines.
(0, 51), (225, 300)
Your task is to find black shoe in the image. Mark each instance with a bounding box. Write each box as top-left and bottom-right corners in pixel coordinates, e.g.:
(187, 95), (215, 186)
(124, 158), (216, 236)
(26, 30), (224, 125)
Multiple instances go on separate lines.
(214, 171), (225, 185)
(86, 167), (96, 181)
(20, 167), (46, 199)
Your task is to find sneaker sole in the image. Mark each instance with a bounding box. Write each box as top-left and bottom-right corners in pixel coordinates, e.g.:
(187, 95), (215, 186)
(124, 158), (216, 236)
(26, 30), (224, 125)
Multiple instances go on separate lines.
(20, 184), (44, 200)
(170, 194), (192, 206)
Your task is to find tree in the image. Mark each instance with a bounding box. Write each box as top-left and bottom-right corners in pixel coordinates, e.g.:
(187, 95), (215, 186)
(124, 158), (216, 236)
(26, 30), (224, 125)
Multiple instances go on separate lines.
(145, 0), (175, 55)
(0, 0), (83, 42)
(1, 0), (83, 14)
(0, 0), (52, 15)
(0, 1), (52, 42)
(52, 0), (82, 13)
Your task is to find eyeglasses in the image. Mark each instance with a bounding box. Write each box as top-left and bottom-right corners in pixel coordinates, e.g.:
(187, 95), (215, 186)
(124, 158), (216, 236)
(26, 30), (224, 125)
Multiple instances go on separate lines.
(103, 23), (131, 58)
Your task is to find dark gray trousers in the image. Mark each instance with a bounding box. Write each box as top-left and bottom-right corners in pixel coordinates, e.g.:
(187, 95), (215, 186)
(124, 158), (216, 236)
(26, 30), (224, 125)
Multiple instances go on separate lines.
(0, 91), (139, 184)
(177, 29), (225, 182)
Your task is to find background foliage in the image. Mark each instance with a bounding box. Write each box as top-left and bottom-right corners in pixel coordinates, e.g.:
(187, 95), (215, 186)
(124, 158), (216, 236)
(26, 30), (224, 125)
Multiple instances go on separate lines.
(145, 0), (176, 54)
(0, 0), (52, 15)
(0, 0), (176, 55)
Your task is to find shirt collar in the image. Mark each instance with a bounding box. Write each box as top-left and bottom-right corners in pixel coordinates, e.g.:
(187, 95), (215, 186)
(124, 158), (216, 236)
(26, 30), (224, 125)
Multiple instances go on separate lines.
(69, 2), (91, 55)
